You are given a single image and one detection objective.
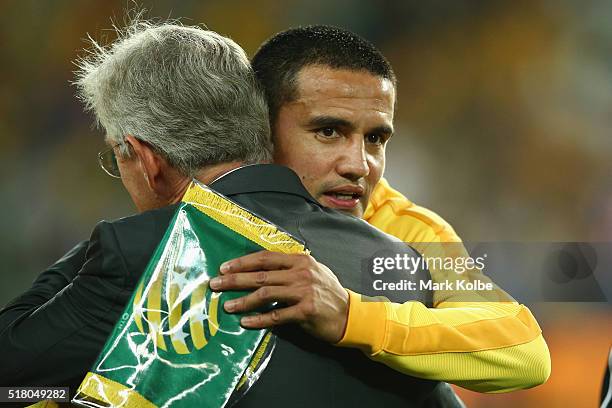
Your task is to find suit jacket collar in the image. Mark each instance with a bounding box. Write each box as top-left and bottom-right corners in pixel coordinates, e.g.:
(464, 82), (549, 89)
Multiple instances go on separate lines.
(209, 164), (320, 206)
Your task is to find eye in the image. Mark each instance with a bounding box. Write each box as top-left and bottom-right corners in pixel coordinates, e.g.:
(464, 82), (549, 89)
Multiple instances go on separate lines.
(366, 133), (384, 145)
(316, 127), (340, 139)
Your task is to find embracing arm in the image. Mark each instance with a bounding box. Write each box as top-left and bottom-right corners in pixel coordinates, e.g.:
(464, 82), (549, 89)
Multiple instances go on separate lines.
(341, 238), (552, 392)
(215, 249), (551, 393)
(0, 224), (128, 388)
(336, 291), (551, 393)
(360, 179), (551, 392)
(0, 241), (88, 331)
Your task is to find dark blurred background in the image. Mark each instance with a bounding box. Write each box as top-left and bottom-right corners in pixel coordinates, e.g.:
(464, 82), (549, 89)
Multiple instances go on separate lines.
(0, 0), (610, 406)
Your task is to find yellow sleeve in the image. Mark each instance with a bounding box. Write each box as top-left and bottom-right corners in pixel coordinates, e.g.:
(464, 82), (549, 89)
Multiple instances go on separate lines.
(336, 290), (551, 393)
(351, 178), (551, 392)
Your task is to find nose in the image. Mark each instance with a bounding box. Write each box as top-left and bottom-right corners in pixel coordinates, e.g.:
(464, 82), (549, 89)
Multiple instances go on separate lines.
(336, 136), (370, 182)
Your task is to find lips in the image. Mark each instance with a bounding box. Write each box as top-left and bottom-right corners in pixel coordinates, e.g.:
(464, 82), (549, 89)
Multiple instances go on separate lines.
(321, 185), (365, 210)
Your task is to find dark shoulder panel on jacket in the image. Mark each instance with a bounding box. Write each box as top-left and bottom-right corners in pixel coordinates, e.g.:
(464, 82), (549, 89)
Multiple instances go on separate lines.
(100, 204), (179, 289)
(297, 207), (432, 305)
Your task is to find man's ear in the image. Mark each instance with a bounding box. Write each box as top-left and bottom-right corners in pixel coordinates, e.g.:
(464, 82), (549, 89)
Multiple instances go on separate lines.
(125, 134), (165, 191)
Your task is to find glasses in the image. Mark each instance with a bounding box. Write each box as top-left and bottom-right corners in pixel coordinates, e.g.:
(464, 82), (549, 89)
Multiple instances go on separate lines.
(98, 141), (126, 178)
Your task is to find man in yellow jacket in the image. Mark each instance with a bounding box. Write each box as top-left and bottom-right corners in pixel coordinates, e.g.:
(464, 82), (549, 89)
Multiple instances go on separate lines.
(214, 24), (550, 395)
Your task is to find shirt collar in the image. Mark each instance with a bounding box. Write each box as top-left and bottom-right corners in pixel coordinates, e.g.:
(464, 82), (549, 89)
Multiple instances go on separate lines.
(209, 164), (320, 206)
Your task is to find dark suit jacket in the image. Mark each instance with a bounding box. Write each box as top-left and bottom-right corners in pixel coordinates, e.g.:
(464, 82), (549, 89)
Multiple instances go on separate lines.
(0, 164), (461, 407)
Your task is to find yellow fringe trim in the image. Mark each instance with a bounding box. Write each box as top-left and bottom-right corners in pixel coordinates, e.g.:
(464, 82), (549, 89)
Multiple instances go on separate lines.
(182, 181), (308, 255)
(74, 372), (156, 408)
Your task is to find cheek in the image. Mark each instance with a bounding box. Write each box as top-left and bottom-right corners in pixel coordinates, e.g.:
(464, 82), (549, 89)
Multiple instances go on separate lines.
(118, 162), (148, 207)
(288, 158), (321, 186)
(121, 175), (141, 201)
(279, 152), (330, 197)
(367, 154), (385, 185)
(273, 134), (320, 174)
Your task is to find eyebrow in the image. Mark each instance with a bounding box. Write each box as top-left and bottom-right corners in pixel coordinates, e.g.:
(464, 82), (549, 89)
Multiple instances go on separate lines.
(368, 125), (394, 137)
(306, 115), (394, 136)
(307, 116), (354, 130)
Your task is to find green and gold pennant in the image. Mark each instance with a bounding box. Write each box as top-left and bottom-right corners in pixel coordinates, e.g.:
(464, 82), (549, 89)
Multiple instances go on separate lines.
(73, 181), (307, 408)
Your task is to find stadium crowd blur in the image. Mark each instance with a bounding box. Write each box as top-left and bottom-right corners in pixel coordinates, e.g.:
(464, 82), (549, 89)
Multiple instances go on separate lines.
(1, 1), (610, 406)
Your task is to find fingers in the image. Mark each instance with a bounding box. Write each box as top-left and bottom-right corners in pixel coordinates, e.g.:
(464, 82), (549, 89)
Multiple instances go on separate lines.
(239, 305), (303, 329)
(223, 285), (300, 314)
(220, 251), (311, 274)
(209, 269), (294, 291)
(212, 250), (348, 341)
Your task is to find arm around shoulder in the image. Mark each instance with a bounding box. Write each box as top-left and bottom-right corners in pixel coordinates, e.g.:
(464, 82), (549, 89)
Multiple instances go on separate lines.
(336, 290), (551, 393)
(362, 180), (550, 391)
(0, 222), (129, 388)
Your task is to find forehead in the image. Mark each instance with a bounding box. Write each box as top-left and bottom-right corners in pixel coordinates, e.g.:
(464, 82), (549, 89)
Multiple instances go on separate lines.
(291, 65), (396, 116)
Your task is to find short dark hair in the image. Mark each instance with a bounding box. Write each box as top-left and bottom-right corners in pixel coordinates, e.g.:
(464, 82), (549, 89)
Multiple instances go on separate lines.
(252, 25), (396, 126)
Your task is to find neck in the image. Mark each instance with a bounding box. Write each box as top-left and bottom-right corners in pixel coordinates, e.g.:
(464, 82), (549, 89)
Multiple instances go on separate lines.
(195, 161), (246, 185)
(164, 162), (246, 207)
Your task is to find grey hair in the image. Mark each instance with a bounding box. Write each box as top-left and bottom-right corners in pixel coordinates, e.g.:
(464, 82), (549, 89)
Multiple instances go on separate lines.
(74, 20), (272, 176)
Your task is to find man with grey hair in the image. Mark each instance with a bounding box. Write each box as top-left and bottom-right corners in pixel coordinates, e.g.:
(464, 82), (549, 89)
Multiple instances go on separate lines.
(0, 20), (463, 407)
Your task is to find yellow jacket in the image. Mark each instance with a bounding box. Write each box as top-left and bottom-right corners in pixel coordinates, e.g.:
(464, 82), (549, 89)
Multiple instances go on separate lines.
(336, 178), (551, 393)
